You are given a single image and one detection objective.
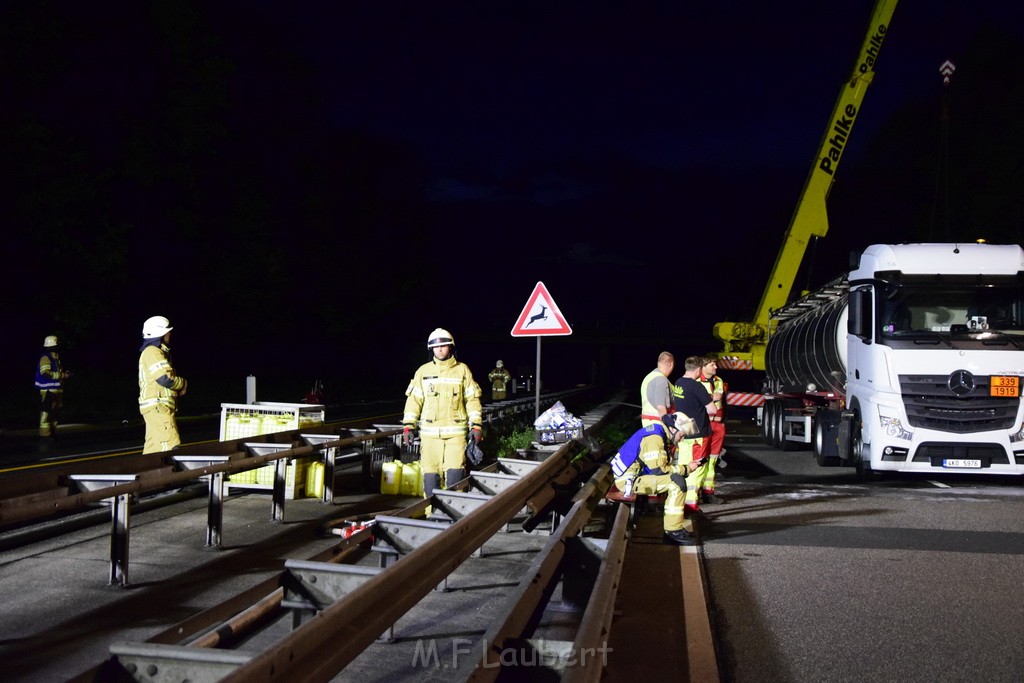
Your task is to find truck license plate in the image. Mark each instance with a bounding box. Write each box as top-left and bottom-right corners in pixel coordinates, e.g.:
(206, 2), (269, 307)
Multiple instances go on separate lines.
(943, 459), (981, 469)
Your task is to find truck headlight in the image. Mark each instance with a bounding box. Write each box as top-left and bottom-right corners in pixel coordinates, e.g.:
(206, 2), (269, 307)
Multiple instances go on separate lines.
(1011, 422), (1024, 443)
(878, 411), (912, 441)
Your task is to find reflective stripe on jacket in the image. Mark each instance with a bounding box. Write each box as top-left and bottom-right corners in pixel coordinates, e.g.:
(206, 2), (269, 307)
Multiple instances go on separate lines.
(138, 340), (187, 412)
(403, 356), (483, 438)
(640, 369), (672, 427)
(35, 351), (64, 390)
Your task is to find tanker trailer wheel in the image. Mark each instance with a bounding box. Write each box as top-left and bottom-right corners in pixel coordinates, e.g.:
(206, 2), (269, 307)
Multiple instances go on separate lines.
(768, 401), (783, 448)
(777, 401), (801, 452)
(762, 402), (777, 446)
(852, 418), (875, 481)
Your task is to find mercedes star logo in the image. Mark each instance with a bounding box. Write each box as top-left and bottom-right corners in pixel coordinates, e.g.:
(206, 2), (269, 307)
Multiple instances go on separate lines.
(948, 369), (976, 397)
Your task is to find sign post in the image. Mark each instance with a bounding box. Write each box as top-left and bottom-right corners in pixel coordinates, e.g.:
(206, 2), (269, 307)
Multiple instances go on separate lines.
(510, 281), (572, 417)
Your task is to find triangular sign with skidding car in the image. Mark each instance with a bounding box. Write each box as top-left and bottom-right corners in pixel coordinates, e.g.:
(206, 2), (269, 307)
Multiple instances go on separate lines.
(511, 281), (572, 336)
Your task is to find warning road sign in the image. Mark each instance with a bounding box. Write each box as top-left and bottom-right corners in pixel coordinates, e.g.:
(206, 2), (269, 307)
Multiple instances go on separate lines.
(511, 282), (572, 337)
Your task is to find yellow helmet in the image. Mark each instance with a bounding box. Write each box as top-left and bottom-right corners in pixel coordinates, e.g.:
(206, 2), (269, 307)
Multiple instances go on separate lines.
(427, 328), (454, 349)
(43, 335), (58, 348)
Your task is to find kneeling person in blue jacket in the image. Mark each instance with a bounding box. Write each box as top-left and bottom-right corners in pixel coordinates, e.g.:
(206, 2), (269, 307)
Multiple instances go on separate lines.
(611, 413), (705, 545)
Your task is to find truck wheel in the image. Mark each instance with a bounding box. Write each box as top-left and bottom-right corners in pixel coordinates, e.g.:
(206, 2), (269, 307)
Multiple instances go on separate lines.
(852, 421), (874, 481)
(814, 417), (841, 467)
(763, 402), (778, 447)
(777, 401), (802, 452)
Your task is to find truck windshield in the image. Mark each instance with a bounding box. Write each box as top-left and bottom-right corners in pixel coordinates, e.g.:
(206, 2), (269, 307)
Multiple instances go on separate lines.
(878, 275), (1024, 339)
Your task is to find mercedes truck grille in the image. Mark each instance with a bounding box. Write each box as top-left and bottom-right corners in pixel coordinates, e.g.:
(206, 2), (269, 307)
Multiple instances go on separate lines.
(899, 374), (1020, 434)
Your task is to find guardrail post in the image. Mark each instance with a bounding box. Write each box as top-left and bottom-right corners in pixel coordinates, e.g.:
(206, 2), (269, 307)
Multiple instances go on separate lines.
(272, 458), (288, 522)
(207, 471), (225, 548)
(110, 492), (131, 587)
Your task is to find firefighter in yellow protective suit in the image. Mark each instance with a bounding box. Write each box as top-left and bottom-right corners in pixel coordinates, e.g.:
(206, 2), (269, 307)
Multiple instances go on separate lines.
(698, 355), (727, 504)
(403, 328), (484, 497)
(138, 316), (188, 454)
(612, 414), (703, 545)
(35, 335), (71, 437)
(487, 360), (512, 401)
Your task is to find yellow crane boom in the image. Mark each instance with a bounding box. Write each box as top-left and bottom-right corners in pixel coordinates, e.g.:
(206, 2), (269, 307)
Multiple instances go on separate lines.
(714, 0), (898, 371)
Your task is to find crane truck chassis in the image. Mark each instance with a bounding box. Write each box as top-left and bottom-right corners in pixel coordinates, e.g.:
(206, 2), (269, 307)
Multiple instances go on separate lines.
(762, 242), (1024, 477)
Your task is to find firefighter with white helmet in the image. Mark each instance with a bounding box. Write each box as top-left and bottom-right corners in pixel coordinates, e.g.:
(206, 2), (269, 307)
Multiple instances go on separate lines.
(487, 359), (512, 401)
(138, 316), (188, 453)
(402, 328), (484, 496)
(35, 334), (71, 438)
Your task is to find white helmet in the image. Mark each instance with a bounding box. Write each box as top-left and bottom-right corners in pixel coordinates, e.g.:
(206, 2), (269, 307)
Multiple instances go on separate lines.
(142, 315), (173, 339)
(496, 360), (504, 368)
(668, 412), (698, 438)
(427, 328), (454, 349)
(43, 335), (58, 348)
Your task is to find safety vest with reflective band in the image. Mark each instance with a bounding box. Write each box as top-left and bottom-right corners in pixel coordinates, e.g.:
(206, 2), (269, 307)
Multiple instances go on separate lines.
(640, 369), (672, 427)
(611, 423), (670, 477)
(35, 351), (64, 390)
(403, 356), (483, 438)
(138, 341), (187, 411)
(700, 373), (726, 422)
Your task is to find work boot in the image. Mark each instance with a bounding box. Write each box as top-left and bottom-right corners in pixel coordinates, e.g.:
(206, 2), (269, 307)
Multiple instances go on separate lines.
(701, 492), (725, 505)
(445, 468), (465, 490)
(422, 473), (441, 496)
(663, 529), (697, 546)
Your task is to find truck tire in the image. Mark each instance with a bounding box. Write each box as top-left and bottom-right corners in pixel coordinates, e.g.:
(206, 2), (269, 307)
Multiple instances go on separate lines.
(852, 419), (875, 481)
(813, 415), (841, 467)
(763, 401), (778, 447)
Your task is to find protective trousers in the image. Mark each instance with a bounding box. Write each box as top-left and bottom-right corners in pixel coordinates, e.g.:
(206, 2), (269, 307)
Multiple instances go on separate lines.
(142, 405), (181, 454)
(675, 437), (707, 509)
(420, 434), (467, 497)
(39, 390), (62, 437)
(702, 421), (726, 494)
(614, 473), (691, 533)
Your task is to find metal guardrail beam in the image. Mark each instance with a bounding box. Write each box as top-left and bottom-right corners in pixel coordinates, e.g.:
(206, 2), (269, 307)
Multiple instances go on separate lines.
(221, 438), (590, 682)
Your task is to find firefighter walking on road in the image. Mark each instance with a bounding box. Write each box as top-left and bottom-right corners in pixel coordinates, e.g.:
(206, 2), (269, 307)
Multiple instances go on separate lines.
(487, 360), (512, 401)
(402, 328), (484, 497)
(35, 335), (71, 438)
(138, 316), (187, 454)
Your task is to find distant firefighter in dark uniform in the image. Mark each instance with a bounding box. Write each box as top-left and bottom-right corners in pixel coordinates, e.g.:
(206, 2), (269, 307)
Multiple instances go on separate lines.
(35, 335), (71, 438)
(487, 360), (512, 401)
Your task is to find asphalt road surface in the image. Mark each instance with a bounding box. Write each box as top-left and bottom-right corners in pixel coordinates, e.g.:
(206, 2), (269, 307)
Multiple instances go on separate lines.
(704, 428), (1024, 682)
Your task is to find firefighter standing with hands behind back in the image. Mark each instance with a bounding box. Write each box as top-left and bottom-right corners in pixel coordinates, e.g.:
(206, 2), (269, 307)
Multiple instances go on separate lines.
(487, 360), (512, 401)
(402, 328), (484, 497)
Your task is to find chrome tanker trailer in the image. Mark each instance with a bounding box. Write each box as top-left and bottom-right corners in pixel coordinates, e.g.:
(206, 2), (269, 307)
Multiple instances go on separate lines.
(762, 242), (1024, 478)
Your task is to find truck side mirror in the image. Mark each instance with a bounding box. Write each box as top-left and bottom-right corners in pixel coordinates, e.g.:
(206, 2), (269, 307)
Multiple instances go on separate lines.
(848, 289), (872, 341)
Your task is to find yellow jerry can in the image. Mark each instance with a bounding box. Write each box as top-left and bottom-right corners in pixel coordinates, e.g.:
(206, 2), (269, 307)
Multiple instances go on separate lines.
(380, 460), (403, 495)
(305, 461), (325, 498)
(399, 460), (422, 497)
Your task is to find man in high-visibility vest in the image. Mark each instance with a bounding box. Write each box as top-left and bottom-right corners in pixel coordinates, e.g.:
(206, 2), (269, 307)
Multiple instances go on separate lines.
(402, 328), (484, 497)
(697, 355), (728, 504)
(35, 335), (71, 438)
(487, 360), (512, 401)
(639, 351), (675, 427)
(138, 316), (188, 454)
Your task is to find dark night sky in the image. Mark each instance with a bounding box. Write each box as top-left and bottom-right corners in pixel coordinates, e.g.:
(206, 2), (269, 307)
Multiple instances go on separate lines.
(3, 1), (1024, 419)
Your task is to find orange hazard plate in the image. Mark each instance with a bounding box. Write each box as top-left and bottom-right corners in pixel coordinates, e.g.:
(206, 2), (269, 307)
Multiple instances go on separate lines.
(990, 375), (1020, 397)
